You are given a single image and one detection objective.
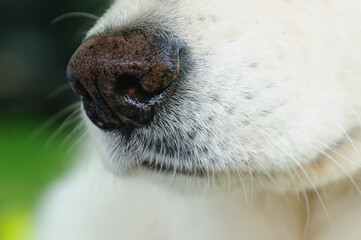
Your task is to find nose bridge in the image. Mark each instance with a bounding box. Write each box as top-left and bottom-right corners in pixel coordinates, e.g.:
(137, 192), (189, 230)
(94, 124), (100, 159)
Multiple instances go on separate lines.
(66, 29), (181, 131)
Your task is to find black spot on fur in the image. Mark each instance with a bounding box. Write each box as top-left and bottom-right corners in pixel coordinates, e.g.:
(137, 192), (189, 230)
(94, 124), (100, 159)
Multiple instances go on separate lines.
(249, 62), (258, 68)
(202, 147), (209, 154)
(244, 94), (254, 100)
(187, 131), (197, 140)
(226, 106), (235, 115)
(241, 120), (250, 126)
(210, 94), (221, 103)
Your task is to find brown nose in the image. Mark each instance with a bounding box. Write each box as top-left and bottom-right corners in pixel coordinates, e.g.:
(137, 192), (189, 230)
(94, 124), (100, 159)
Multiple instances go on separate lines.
(66, 29), (181, 132)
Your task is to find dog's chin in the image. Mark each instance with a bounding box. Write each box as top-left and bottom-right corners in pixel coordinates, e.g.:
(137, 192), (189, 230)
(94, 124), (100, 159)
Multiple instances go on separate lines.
(105, 156), (209, 181)
(99, 151), (272, 194)
(88, 114), (361, 193)
(125, 165), (241, 194)
(101, 138), (360, 195)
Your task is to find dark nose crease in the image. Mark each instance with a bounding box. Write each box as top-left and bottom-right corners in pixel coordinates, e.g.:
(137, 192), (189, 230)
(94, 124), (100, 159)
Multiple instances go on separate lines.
(66, 29), (181, 132)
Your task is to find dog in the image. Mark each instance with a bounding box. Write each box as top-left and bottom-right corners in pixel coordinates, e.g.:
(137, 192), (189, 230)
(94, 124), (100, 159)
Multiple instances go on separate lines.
(36, 0), (361, 239)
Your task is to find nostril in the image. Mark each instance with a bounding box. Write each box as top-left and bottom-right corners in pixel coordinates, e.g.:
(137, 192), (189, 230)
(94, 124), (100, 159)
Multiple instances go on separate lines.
(67, 29), (184, 131)
(116, 75), (140, 92)
(67, 72), (92, 103)
(115, 74), (154, 103)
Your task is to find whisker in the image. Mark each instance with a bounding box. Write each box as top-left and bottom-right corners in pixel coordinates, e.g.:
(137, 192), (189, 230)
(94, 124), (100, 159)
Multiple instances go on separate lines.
(30, 102), (81, 140)
(302, 190), (310, 240)
(211, 163), (216, 187)
(329, 118), (360, 158)
(60, 118), (85, 147)
(47, 84), (71, 99)
(233, 164), (248, 203)
(45, 109), (82, 148)
(253, 126), (331, 224)
(263, 129), (330, 221)
(307, 143), (361, 195)
(281, 118), (361, 168)
(168, 164), (178, 185)
(288, 154), (330, 223)
(263, 170), (294, 209)
(66, 130), (89, 154)
(225, 165), (232, 194)
(237, 143), (250, 202)
(282, 124), (361, 195)
(246, 160), (254, 211)
(205, 164), (211, 193)
(51, 12), (99, 24)
(346, 103), (361, 127)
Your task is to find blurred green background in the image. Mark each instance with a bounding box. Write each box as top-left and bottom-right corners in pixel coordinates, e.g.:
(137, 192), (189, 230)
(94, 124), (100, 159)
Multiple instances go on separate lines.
(0, 0), (110, 239)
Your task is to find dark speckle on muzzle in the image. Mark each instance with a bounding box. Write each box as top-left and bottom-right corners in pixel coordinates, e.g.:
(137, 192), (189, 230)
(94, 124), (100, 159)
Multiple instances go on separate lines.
(66, 29), (182, 133)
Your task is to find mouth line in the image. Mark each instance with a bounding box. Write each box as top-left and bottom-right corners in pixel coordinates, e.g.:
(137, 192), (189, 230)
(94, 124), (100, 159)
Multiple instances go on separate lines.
(139, 160), (206, 177)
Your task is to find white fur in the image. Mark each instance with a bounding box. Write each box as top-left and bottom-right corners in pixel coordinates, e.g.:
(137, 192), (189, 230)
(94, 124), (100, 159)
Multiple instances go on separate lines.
(36, 0), (361, 239)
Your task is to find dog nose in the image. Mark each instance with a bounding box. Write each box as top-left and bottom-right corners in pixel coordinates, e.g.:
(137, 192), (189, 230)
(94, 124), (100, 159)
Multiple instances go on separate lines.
(66, 29), (181, 132)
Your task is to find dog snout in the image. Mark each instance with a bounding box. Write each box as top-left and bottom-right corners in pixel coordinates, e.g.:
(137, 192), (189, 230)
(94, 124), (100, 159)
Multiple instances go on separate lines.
(66, 29), (181, 132)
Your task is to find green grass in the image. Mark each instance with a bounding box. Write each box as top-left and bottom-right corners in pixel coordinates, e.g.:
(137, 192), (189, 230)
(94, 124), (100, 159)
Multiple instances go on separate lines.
(0, 114), (80, 240)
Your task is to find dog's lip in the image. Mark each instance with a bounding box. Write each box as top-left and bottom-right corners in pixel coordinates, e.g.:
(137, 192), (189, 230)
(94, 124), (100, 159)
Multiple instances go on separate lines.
(139, 160), (206, 177)
(139, 160), (178, 174)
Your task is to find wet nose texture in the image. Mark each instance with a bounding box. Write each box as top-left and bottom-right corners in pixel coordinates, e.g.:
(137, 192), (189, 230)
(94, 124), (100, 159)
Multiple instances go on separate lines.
(66, 30), (181, 133)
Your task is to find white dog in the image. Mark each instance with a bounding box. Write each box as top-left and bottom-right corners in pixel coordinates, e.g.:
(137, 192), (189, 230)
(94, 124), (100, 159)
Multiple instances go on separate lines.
(36, 0), (361, 239)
